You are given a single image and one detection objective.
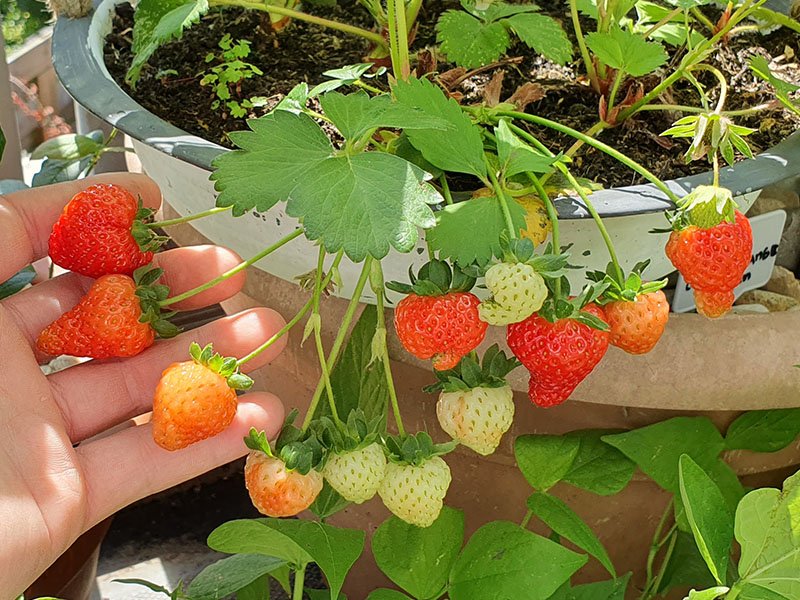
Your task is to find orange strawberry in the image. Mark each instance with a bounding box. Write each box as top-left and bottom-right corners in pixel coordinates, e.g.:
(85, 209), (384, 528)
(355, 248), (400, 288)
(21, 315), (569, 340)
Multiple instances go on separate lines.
(36, 267), (178, 359)
(244, 452), (323, 517)
(152, 343), (253, 451)
(605, 290), (670, 354)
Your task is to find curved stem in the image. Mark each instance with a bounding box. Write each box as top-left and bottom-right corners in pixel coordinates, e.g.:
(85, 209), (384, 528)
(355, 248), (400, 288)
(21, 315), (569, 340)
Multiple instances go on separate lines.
(148, 205), (231, 229)
(520, 509), (533, 529)
(211, 0), (386, 47)
(486, 157), (518, 239)
(498, 111), (680, 203)
(373, 262), (405, 437)
(312, 247), (340, 424)
(159, 228), (303, 307)
(690, 6), (716, 32)
(353, 79), (384, 95)
(237, 298), (313, 366)
(642, 6), (682, 38)
(292, 564), (306, 600)
(570, 0), (599, 91)
(605, 70), (625, 116)
(693, 64), (728, 113)
(301, 256), (371, 431)
(405, 0), (423, 33)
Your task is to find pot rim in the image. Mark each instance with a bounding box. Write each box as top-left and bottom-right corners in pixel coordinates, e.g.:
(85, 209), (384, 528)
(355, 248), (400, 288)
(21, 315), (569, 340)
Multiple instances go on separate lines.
(54, 0), (800, 220)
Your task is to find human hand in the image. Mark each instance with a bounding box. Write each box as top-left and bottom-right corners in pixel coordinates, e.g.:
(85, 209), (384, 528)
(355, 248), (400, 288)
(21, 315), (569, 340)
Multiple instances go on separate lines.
(0, 173), (286, 597)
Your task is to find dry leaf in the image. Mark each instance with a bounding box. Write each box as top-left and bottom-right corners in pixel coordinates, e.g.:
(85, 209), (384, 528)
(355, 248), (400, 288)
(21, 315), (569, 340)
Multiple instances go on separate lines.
(483, 70), (505, 107)
(508, 82), (546, 110)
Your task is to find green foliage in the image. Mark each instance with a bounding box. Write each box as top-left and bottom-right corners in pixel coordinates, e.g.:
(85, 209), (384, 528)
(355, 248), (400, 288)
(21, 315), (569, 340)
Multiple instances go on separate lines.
(750, 55), (800, 117)
(658, 531), (717, 592)
(212, 110), (441, 260)
(186, 554), (285, 600)
(127, 0), (209, 86)
(423, 344), (520, 393)
(448, 521), (586, 599)
(234, 574), (270, 600)
(526, 492), (616, 577)
(436, 0), (571, 69)
(561, 430), (636, 496)
(309, 483), (350, 520)
(0, 266), (35, 300)
(372, 507), (464, 599)
(662, 114), (755, 167)
(725, 408), (800, 453)
(585, 26), (667, 77)
(366, 591), (412, 600)
(30, 130), (109, 187)
(551, 574), (630, 599)
(514, 434), (581, 491)
(634, 2), (705, 47)
(495, 120), (558, 178)
(200, 35), (264, 118)
(678, 455), (733, 585)
(685, 587), (730, 599)
(427, 195), (527, 267)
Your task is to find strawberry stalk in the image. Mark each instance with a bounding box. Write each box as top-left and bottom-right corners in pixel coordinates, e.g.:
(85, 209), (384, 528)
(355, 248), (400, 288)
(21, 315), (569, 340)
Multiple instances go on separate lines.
(302, 256), (372, 432)
(147, 205), (232, 229)
(159, 228), (304, 308)
(527, 173), (562, 297)
(237, 252), (344, 367)
(311, 247), (341, 424)
(486, 156), (518, 240)
(292, 564), (307, 600)
(371, 260), (406, 437)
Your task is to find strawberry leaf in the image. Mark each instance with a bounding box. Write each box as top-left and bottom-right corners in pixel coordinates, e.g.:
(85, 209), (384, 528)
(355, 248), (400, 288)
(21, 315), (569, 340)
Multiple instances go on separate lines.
(427, 195), (527, 267)
(585, 26), (667, 77)
(503, 13), (573, 65)
(750, 55), (800, 117)
(212, 111), (441, 261)
(436, 11), (511, 69)
(393, 77), (488, 178)
(495, 120), (558, 177)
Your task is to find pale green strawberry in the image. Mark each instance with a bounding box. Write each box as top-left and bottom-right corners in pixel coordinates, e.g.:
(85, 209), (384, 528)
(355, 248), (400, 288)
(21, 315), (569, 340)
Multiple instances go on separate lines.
(479, 262), (547, 326)
(323, 442), (387, 504)
(436, 384), (515, 455)
(378, 457), (452, 528)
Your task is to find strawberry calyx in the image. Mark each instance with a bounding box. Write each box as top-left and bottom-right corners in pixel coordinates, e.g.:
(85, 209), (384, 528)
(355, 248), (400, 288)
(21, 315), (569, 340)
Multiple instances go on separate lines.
(587, 259), (668, 304)
(423, 344), (519, 394)
(537, 277), (610, 331)
(383, 431), (457, 467)
(248, 409), (325, 475)
(188, 342), (254, 391)
(386, 259), (475, 296)
(670, 185), (737, 230)
(315, 409), (384, 456)
(133, 265), (181, 339)
(131, 199), (170, 254)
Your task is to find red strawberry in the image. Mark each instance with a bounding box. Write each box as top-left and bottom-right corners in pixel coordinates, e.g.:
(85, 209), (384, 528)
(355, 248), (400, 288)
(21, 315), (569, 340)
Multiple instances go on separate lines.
(48, 183), (166, 278)
(666, 210), (752, 318)
(395, 292), (487, 370)
(36, 267), (178, 358)
(507, 303), (609, 407)
(152, 343), (253, 451)
(605, 290), (670, 354)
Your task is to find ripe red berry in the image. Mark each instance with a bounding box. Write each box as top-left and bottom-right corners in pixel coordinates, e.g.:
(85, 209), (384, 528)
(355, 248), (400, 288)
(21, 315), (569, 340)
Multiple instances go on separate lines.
(605, 290), (670, 355)
(395, 292), (487, 370)
(506, 304), (610, 408)
(665, 210), (752, 318)
(48, 183), (162, 278)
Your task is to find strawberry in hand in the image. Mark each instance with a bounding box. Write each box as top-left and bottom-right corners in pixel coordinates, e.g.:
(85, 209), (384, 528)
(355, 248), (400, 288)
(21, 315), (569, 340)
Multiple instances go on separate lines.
(36, 266), (179, 359)
(48, 183), (167, 278)
(388, 260), (487, 371)
(507, 281), (610, 408)
(665, 185), (752, 318)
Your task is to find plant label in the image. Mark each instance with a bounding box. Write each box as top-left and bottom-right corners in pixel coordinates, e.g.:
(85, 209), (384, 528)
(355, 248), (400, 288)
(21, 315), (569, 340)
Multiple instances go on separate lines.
(671, 209), (787, 313)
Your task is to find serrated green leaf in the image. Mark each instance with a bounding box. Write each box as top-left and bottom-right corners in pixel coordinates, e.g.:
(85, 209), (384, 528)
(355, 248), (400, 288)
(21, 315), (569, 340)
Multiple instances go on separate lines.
(678, 455), (733, 585)
(127, 0), (209, 85)
(526, 492), (616, 577)
(503, 13), (573, 65)
(373, 507), (464, 599)
(585, 26), (667, 76)
(725, 409), (800, 453)
(436, 11), (511, 69)
(514, 434), (581, 491)
(212, 111), (439, 260)
(449, 521), (587, 600)
(31, 132), (104, 161)
(495, 120), (558, 177)
(750, 55), (800, 117)
(562, 430), (635, 496)
(319, 92), (451, 141)
(393, 77), (487, 178)
(187, 554), (285, 600)
(427, 195), (526, 267)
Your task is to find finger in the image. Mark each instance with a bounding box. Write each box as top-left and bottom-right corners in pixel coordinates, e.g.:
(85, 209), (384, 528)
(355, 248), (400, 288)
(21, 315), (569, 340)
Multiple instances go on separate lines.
(77, 392), (284, 530)
(50, 308), (288, 443)
(0, 173), (161, 282)
(3, 245), (246, 347)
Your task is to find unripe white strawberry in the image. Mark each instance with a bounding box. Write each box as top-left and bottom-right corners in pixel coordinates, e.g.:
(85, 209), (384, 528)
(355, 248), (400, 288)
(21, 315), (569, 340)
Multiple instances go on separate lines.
(323, 442), (387, 504)
(479, 263), (547, 326)
(437, 384), (515, 455)
(378, 456), (452, 528)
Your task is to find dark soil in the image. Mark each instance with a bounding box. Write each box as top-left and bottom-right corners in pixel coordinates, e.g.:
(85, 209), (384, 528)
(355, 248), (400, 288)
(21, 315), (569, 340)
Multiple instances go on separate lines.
(105, 1), (800, 188)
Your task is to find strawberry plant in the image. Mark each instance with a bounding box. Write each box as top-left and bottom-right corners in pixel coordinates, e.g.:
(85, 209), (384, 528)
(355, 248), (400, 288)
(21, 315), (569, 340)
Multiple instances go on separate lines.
(200, 34), (265, 118)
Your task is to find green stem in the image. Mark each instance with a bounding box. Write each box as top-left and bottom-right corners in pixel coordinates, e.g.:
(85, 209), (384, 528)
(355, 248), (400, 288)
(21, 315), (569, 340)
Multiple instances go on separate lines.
(404, 0), (423, 33)
(648, 531), (677, 599)
(528, 174), (559, 252)
(148, 205), (231, 229)
(641, 500), (674, 599)
(301, 257), (371, 432)
(690, 6), (716, 32)
(159, 228), (304, 307)
(353, 79), (384, 95)
(496, 110), (680, 203)
(440, 175), (454, 205)
(642, 6), (682, 38)
(386, 0), (410, 79)
(683, 70), (710, 110)
(237, 298), (313, 366)
(605, 69), (625, 116)
(712, 150), (721, 187)
(292, 564), (306, 600)
(559, 163), (624, 283)
(520, 509), (533, 529)
(373, 261), (406, 437)
(385, 0), (402, 79)
(570, 0), (599, 91)
(693, 64), (728, 113)
(486, 157), (518, 239)
(312, 247), (340, 424)
(211, 0), (386, 47)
